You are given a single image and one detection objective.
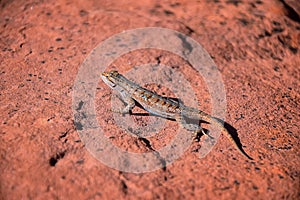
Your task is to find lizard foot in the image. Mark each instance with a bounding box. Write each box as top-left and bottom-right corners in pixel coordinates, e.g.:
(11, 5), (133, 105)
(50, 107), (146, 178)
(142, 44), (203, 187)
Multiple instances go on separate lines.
(192, 128), (214, 142)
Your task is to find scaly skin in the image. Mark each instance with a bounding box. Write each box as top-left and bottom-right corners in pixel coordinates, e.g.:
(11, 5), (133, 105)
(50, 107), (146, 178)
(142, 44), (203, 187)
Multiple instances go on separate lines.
(101, 70), (253, 160)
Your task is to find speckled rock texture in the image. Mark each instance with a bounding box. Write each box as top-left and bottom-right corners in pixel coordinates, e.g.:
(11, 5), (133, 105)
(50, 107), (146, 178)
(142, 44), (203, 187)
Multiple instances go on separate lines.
(0, 0), (299, 199)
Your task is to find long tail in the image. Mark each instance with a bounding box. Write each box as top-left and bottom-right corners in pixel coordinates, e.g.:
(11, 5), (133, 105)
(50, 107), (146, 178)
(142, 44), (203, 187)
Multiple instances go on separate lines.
(201, 114), (253, 160)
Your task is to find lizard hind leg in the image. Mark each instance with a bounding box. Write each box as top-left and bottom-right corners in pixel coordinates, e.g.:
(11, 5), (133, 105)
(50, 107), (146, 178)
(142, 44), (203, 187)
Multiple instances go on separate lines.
(175, 114), (214, 141)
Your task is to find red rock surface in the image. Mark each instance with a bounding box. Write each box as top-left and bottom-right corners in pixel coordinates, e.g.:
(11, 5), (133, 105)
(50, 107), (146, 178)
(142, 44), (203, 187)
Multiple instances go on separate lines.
(1, 0), (299, 199)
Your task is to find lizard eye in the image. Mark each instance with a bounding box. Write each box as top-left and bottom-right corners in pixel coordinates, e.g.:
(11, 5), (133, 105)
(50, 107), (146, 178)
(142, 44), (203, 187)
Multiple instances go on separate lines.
(110, 70), (119, 77)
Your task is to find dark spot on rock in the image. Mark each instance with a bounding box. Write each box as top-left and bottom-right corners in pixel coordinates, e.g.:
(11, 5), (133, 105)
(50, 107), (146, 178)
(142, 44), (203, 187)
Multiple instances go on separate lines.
(280, 0), (300, 22)
(177, 33), (193, 54)
(226, 0), (241, 6)
(55, 38), (62, 42)
(49, 157), (57, 166)
(272, 27), (284, 33)
(183, 24), (195, 35)
(119, 44), (127, 47)
(234, 180), (240, 185)
(74, 121), (83, 130)
(164, 10), (174, 15)
(220, 186), (230, 190)
(273, 66), (279, 71)
(121, 180), (128, 195)
(82, 22), (89, 26)
(139, 137), (154, 151)
(272, 21), (281, 26)
(170, 2), (180, 7)
(239, 18), (249, 26)
(264, 30), (272, 37)
(289, 46), (297, 54)
(154, 4), (161, 8)
(76, 159), (84, 164)
(270, 53), (282, 61)
(59, 129), (70, 139)
(18, 83), (25, 88)
(153, 55), (161, 65)
(76, 101), (84, 111)
(79, 9), (88, 17)
(49, 152), (65, 167)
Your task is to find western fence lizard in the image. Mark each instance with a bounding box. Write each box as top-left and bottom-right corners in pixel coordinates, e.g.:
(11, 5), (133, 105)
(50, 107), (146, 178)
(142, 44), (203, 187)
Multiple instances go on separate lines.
(101, 70), (252, 160)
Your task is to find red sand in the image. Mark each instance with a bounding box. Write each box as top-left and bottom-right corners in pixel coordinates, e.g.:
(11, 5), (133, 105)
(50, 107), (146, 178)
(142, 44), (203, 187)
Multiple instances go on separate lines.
(1, 0), (299, 199)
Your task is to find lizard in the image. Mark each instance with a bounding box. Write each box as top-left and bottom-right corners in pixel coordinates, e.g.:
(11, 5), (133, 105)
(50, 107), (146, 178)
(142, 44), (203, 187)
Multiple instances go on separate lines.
(101, 70), (253, 160)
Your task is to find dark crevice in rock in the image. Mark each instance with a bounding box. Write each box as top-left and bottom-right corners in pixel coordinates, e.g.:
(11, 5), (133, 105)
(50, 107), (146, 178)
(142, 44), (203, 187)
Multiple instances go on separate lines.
(49, 151), (65, 167)
(280, 0), (300, 23)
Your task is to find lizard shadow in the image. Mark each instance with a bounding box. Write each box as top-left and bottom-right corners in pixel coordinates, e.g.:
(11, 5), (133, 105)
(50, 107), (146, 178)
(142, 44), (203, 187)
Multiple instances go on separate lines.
(131, 111), (253, 160)
(121, 97), (253, 160)
(211, 118), (253, 160)
(184, 116), (253, 160)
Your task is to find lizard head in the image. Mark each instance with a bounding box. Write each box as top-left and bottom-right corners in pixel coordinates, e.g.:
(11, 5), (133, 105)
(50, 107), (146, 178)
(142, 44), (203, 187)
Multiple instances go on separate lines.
(101, 70), (120, 88)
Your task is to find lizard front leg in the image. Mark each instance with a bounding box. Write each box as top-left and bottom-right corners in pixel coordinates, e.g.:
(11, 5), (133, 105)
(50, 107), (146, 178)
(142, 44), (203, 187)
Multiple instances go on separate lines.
(111, 94), (136, 115)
